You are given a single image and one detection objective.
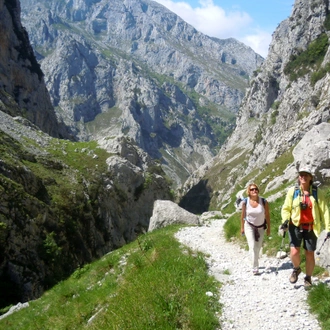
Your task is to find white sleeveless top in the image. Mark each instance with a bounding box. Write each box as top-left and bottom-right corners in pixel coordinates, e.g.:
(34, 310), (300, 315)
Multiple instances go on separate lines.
(246, 197), (265, 226)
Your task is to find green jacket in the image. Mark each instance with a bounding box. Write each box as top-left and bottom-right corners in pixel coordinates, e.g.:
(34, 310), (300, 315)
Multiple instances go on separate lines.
(281, 186), (330, 237)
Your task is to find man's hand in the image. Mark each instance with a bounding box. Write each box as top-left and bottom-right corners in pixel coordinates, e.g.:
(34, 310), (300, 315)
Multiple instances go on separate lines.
(278, 220), (289, 237)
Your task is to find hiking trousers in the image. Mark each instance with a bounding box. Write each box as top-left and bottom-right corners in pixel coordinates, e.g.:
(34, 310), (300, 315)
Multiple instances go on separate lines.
(244, 221), (265, 269)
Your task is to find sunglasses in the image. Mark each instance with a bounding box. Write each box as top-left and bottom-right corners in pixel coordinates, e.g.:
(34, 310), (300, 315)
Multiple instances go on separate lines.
(249, 188), (258, 192)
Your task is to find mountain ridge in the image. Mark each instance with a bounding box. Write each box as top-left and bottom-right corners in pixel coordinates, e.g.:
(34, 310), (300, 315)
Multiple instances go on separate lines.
(20, 0), (263, 185)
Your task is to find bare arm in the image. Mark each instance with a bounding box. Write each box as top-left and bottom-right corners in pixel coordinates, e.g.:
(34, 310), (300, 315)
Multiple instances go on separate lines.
(265, 201), (271, 235)
(241, 203), (246, 235)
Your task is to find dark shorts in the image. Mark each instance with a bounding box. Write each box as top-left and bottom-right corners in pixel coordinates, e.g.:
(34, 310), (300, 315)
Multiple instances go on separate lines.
(288, 223), (317, 251)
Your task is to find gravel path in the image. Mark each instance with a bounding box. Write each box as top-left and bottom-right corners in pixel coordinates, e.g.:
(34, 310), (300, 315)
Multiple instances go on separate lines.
(175, 219), (322, 330)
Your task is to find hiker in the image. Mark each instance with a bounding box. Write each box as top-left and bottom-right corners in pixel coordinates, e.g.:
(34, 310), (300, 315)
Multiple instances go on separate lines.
(280, 166), (330, 288)
(241, 183), (271, 275)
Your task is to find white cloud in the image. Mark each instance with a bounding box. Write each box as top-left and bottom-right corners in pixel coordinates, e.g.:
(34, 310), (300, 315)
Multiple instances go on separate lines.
(155, 0), (271, 57)
(242, 31), (272, 59)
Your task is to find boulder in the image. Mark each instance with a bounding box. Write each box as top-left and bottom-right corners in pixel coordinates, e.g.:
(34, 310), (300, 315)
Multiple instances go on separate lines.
(315, 230), (330, 269)
(292, 122), (330, 183)
(148, 200), (199, 231)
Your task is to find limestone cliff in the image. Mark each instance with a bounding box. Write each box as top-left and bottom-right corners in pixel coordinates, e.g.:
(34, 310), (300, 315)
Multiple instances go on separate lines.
(180, 0), (330, 213)
(0, 0), (70, 139)
(20, 0), (263, 185)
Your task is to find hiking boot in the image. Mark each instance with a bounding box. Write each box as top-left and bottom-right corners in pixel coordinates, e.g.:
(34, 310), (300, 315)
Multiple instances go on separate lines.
(289, 267), (301, 284)
(304, 276), (312, 289)
(253, 268), (259, 275)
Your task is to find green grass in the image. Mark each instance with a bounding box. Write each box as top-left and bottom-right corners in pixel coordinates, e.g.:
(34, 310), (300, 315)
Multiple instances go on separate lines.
(0, 225), (221, 330)
(46, 139), (110, 174)
(308, 283), (330, 329)
(85, 108), (122, 134)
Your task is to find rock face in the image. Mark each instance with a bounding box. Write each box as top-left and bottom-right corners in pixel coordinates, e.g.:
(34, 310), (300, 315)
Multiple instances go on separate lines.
(0, 0), (70, 139)
(19, 0), (263, 185)
(0, 111), (172, 307)
(292, 123), (330, 181)
(179, 0), (330, 213)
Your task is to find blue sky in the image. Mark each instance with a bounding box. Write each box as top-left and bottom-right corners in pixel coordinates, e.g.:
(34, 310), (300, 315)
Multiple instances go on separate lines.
(154, 0), (294, 57)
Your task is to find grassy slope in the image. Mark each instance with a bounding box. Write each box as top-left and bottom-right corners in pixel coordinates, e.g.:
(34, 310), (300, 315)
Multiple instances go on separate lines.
(0, 225), (221, 330)
(1, 127), (330, 328)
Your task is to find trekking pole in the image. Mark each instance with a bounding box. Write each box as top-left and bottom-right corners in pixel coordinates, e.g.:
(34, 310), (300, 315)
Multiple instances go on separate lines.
(275, 231), (286, 275)
(316, 236), (328, 255)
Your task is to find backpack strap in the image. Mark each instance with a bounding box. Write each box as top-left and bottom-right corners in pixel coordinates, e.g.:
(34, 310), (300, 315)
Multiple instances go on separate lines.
(292, 183), (318, 203)
(244, 197), (266, 206)
(311, 184), (318, 203)
(293, 183), (300, 201)
(243, 197), (248, 220)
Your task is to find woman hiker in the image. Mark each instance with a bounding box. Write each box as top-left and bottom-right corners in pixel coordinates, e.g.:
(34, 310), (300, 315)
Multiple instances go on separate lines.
(241, 183), (271, 275)
(280, 166), (330, 288)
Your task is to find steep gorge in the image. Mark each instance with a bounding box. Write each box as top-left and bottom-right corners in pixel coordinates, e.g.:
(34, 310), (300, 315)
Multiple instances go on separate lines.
(2, 0), (330, 310)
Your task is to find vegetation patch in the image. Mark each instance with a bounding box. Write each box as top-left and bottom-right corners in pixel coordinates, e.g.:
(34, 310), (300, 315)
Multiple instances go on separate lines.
(187, 91), (236, 149)
(1, 226), (221, 329)
(308, 283), (330, 329)
(311, 62), (330, 86)
(284, 33), (329, 83)
(85, 107), (122, 134)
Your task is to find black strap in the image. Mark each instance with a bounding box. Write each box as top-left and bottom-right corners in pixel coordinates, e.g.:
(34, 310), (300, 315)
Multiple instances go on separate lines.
(246, 220), (266, 241)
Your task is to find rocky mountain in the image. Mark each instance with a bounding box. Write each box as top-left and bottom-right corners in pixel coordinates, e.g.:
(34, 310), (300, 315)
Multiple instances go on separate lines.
(4, 0), (330, 311)
(0, 0), (70, 139)
(179, 0), (330, 214)
(0, 0), (172, 308)
(19, 0), (263, 185)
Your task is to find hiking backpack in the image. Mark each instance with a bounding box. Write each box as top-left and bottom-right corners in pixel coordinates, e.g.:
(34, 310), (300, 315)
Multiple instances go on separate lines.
(292, 183), (318, 203)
